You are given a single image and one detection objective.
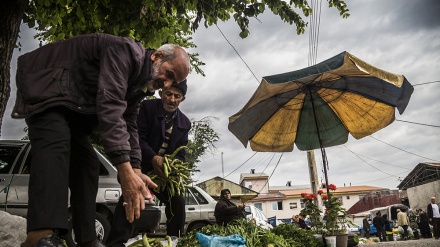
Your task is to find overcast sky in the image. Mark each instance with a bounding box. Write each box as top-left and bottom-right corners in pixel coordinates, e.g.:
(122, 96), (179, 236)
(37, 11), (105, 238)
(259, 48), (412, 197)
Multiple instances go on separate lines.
(3, 0), (440, 191)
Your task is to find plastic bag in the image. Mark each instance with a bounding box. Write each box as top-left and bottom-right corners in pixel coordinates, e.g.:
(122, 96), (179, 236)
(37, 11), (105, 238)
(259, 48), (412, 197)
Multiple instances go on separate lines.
(196, 232), (246, 247)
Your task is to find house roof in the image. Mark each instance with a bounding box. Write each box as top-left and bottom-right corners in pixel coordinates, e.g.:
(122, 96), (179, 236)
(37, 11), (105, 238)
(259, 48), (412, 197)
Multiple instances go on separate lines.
(269, 184), (310, 192)
(248, 185), (387, 202)
(247, 192), (286, 202)
(397, 163), (440, 189)
(196, 176), (259, 202)
(239, 172), (269, 184)
(280, 185), (387, 198)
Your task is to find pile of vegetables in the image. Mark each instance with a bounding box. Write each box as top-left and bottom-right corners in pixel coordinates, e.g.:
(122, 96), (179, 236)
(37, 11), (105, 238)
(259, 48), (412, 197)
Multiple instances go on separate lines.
(128, 234), (173, 247)
(176, 219), (322, 247)
(127, 220), (324, 247)
(148, 146), (192, 198)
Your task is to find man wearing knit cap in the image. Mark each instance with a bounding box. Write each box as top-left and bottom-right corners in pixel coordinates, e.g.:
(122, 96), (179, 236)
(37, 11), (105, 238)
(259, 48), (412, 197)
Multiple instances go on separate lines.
(107, 80), (191, 246)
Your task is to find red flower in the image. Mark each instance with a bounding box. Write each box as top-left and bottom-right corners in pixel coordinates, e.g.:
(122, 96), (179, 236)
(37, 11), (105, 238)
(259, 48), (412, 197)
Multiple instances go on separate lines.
(301, 193), (307, 198)
(326, 210), (330, 215)
(328, 184), (337, 191)
(317, 189), (323, 195)
(322, 195), (329, 200)
(306, 194), (317, 200)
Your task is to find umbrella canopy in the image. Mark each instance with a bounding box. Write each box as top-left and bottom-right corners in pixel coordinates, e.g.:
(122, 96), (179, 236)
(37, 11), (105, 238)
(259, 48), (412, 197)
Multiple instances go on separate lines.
(228, 51), (414, 152)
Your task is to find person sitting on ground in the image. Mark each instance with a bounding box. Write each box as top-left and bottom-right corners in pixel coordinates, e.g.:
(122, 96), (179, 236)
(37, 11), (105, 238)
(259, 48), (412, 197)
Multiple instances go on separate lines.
(214, 189), (245, 226)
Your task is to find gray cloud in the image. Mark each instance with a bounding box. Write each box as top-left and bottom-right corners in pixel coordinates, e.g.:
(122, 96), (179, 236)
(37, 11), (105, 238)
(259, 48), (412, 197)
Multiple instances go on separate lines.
(3, 0), (440, 190)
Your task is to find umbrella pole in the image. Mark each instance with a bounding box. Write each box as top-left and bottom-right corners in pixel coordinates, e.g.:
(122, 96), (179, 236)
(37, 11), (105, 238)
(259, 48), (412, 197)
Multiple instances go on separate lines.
(308, 87), (331, 195)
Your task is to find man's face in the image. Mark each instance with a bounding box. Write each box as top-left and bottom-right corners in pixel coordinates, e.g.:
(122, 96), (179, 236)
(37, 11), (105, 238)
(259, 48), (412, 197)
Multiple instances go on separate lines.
(432, 197), (436, 203)
(148, 51), (189, 92)
(160, 87), (184, 113)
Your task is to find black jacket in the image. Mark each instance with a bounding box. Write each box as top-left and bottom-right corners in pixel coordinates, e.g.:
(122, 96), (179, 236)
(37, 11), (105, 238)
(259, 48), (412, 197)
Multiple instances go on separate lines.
(427, 203), (440, 219)
(137, 99), (191, 173)
(12, 33), (155, 168)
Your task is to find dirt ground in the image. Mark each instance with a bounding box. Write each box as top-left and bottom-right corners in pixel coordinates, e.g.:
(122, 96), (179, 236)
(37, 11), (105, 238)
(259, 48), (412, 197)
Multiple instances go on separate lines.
(359, 238), (439, 246)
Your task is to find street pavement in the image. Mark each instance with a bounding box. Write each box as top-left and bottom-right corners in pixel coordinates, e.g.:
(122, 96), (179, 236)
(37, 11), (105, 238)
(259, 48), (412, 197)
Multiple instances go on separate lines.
(360, 238), (440, 246)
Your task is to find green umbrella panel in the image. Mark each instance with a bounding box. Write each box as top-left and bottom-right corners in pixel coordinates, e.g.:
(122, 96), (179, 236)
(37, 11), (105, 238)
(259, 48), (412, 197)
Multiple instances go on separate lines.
(228, 51), (414, 152)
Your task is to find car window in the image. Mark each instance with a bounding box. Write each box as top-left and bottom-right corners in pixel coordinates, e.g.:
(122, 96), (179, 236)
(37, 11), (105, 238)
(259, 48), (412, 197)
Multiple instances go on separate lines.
(0, 145), (23, 174)
(184, 189), (198, 205)
(188, 187), (208, 205)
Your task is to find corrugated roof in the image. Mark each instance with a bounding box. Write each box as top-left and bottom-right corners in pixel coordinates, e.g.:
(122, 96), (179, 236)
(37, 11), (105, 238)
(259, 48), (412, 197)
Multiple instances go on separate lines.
(397, 163), (440, 189)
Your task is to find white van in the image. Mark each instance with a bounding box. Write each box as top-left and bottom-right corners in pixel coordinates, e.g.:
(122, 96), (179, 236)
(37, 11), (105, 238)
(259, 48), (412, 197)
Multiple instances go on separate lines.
(244, 205), (273, 230)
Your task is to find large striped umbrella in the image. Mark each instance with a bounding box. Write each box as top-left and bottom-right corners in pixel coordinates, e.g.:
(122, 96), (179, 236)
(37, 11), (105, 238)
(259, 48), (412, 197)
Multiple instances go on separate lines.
(228, 51), (414, 191)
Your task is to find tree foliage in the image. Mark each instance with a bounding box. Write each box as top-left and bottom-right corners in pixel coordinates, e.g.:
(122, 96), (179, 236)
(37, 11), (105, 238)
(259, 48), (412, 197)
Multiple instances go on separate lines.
(22, 0), (349, 75)
(1, 0), (349, 136)
(185, 116), (220, 171)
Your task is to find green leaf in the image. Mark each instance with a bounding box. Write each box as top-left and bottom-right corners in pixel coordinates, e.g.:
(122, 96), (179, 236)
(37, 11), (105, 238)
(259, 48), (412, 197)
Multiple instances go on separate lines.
(239, 30), (249, 39)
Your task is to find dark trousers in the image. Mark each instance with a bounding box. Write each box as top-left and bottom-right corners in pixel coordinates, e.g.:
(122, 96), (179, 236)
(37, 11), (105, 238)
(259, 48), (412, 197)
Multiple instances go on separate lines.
(106, 189), (185, 247)
(433, 217), (440, 239)
(402, 225), (409, 239)
(376, 226), (387, 241)
(25, 107), (99, 243)
(364, 229), (370, 238)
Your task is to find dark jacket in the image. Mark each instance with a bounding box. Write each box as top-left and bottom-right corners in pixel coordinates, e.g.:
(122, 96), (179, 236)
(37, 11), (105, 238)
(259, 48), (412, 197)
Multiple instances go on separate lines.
(427, 203), (439, 219)
(373, 215), (385, 228)
(363, 218), (370, 231)
(137, 99), (191, 173)
(214, 198), (245, 226)
(12, 33), (154, 167)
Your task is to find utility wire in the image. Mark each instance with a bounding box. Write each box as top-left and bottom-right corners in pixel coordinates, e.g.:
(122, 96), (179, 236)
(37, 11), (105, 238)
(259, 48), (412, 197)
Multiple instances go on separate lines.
(396, 119), (440, 128)
(338, 145), (412, 170)
(258, 153), (284, 193)
(412, 80), (440, 86)
(341, 145), (400, 177)
(369, 135), (440, 162)
(215, 24), (260, 83)
(352, 171), (410, 186)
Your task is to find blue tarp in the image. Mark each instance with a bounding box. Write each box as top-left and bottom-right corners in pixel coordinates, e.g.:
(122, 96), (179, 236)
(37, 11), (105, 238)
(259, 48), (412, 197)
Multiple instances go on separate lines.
(196, 233), (246, 247)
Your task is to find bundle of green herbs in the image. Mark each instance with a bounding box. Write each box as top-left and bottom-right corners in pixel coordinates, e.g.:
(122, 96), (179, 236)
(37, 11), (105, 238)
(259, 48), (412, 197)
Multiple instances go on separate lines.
(177, 219), (322, 247)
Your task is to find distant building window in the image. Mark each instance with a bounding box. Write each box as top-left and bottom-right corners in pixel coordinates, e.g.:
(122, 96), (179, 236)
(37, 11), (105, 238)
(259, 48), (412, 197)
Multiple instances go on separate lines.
(359, 194), (366, 200)
(301, 201), (305, 209)
(272, 201), (283, 210)
(254, 203), (262, 211)
(290, 202), (297, 209)
(338, 196), (343, 205)
(245, 181), (252, 189)
(346, 195), (350, 199)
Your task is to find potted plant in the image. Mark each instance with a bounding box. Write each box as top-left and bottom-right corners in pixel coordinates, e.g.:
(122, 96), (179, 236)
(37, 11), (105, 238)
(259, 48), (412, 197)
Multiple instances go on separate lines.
(300, 192), (325, 244)
(321, 184), (349, 247)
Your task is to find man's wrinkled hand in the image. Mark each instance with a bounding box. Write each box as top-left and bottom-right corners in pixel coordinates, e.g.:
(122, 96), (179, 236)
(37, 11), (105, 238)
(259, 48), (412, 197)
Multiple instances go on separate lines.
(151, 155), (166, 178)
(117, 162), (150, 223)
(134, 169), (158, 204)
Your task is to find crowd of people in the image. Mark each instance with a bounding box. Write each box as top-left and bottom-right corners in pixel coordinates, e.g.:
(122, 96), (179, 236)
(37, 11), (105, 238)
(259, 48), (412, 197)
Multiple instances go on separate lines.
(362, 196), (440, 242)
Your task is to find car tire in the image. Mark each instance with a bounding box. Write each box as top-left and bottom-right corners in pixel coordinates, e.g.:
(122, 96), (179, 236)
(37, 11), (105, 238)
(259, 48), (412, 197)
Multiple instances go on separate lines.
(186, 222), (209, 233)
(64, 212), (110, 247)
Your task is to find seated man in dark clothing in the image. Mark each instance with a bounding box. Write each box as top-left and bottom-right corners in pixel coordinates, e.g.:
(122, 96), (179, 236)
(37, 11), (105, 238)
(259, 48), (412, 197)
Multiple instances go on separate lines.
(214, 189), (245, 226)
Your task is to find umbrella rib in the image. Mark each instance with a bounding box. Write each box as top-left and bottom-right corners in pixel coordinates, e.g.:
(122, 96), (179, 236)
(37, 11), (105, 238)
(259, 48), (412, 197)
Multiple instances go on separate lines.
(308, 86), (331, 195)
